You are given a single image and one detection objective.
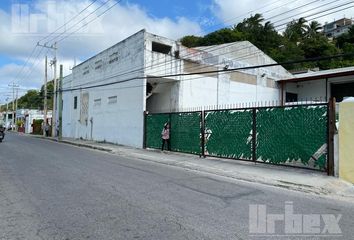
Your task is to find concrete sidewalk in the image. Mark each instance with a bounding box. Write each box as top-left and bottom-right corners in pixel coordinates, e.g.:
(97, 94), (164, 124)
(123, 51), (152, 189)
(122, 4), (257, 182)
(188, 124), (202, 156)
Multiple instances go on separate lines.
(31, 134), (354, 201)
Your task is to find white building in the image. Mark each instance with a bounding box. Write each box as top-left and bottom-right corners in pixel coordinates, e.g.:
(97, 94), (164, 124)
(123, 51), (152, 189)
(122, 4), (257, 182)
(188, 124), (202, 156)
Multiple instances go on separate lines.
(16, 109), (52, 134)
(62, 30), (292, 148)
(279, 66), (354, 103)
(323, 18), (353, 38)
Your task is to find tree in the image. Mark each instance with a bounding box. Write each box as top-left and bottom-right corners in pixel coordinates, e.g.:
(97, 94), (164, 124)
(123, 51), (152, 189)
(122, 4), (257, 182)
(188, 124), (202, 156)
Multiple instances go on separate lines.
(305, 21), (322, 38)
(197, 28), (243, 46)
(284, 18), (307, 42)
(336, 25), (354, 49)
(179, 14), (353, 71)
(180, 35), (203, 48)
(0, 80), (55, 111)
(300, 35), (340, 69)
(17, 90), (41, 109)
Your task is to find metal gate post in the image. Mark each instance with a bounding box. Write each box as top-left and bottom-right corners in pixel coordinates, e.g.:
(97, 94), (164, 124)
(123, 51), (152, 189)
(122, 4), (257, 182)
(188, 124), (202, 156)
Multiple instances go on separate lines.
(169, 113), (172, 151)
(200, 111), (206, 158)
(143, 111), (147, 149)
(252, 108), (257, 163)
(327, 98), (335, 176)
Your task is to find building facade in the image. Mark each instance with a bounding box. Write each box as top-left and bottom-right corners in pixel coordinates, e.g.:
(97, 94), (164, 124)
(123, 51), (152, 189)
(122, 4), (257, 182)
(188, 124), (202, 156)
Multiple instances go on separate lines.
(62, 30), (292, 148)
(323, 18), (353, 38)
(279, 66), (354, 103)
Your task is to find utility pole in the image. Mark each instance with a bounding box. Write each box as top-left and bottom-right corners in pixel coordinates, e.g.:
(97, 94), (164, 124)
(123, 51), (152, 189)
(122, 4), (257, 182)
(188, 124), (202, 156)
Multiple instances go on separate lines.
(52, 42), (57, 137)
(5, 97), (9, 126)
(12, 84), (14, 130)
(43, 56), (48, 137)
(58, 64), (63, 140)
(15, 87), (18, 128)
(8, 83), (19, 131)
(37, 42), (57, 137)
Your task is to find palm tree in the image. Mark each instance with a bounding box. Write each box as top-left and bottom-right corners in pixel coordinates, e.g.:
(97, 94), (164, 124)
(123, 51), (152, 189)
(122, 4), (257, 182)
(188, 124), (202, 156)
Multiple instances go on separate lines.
(284, 18), (307, 42)
(296, 17), (308, 36)
(246, 13), (264, 29)
(305, 21), (322, 38)
(235, 13), (264, 31)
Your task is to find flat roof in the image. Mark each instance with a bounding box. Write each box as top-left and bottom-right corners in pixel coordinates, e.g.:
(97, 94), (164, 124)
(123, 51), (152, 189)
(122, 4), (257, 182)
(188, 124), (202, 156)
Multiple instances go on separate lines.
(279, 66), (354, 83)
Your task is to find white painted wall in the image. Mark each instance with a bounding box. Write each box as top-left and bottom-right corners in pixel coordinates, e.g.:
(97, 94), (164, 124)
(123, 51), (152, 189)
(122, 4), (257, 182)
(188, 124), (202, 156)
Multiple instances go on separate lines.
(62, 30), (146, 148)
(283, 75), (354, 103)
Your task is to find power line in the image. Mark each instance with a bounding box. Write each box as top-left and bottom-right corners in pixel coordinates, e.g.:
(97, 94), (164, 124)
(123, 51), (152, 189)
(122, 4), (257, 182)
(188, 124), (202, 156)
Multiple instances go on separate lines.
(10, 0), (120, 98)
(13, 1), (104, 86)
(74, 0), (349, 87)
(275, 4), (354, 31)
(45, 0), (115, 44)
(38, 0), (99, 44)
(61, 52), (354, 92)
(273, 0), (353, 26)
(58, 0), (329, 88)
(10, 0), (350, 98)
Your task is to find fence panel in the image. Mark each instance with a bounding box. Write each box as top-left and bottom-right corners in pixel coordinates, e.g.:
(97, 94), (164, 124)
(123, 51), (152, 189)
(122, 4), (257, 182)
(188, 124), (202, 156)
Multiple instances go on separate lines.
(146, 113), (170, 149)
(145, 103), (329, 171)
(256, 105), (328, 170)
(204, 109), (253, 160)
(170, 112), (201, 154)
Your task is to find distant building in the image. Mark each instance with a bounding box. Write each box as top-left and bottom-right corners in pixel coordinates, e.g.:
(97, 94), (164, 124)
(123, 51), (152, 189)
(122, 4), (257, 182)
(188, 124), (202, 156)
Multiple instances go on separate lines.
(323, 18), (353, 38)
(16, 109), (52, 134)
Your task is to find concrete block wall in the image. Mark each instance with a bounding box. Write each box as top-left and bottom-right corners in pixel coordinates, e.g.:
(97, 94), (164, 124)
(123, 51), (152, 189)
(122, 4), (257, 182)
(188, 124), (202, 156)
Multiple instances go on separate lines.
(339, 100), (354, 183)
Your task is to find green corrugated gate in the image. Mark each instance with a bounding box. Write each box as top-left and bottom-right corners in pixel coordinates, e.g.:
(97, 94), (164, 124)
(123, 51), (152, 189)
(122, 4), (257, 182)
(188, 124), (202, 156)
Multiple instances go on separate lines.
(146, 113), (170, 149)
(256, 105), (328, 169)
(145, 112), (201, 154)
(145, 104), (328, 171)
(204, 110), (253, 160)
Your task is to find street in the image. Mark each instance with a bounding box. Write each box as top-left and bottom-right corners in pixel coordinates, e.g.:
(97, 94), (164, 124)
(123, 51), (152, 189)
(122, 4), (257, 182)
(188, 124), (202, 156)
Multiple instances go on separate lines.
(0, 133), (353, 240)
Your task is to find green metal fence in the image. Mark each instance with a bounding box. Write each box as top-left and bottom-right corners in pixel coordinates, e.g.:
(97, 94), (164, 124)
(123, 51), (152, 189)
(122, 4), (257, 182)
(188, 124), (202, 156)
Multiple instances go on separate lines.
(145, 112), (201, 154)
(256, 105), (328, 170)
(204, 109), (253, 160)
(170, 112), (201, 154)
(145, 103), (329, 171)
(146, 113), (169, 149)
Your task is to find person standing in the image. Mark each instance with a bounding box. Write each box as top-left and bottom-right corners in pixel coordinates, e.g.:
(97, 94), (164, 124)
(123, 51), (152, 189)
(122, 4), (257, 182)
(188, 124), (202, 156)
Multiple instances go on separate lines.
(161, 122), (170, 151)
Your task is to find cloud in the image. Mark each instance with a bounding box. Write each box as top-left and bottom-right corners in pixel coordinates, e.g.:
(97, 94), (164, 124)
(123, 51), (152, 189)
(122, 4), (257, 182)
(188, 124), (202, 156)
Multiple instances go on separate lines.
(0, 0), (203, 102)
(211, 0), (354, 29)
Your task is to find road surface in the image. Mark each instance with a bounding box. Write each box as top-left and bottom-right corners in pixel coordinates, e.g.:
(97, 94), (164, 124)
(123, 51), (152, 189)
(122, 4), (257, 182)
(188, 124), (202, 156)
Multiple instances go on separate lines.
(0, 133), (353, 239)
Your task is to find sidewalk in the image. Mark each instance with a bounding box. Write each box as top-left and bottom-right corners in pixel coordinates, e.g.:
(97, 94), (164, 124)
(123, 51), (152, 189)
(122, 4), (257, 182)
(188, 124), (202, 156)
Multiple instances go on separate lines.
(33, 135), (354, 201)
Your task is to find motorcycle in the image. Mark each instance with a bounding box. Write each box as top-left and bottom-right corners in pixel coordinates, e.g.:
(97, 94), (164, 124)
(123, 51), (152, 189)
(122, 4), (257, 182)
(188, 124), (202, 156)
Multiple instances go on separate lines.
(0, 126), (5, 142)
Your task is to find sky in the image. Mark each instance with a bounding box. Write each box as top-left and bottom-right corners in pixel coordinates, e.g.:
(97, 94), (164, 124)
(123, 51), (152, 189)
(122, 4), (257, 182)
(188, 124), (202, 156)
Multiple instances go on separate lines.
(0, 0), (353, 103)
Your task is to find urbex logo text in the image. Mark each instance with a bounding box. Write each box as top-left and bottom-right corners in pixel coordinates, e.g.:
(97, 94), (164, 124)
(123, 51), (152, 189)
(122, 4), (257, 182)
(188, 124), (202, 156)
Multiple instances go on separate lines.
(11, 2), (103, 35)
(249, 201), (342, 238)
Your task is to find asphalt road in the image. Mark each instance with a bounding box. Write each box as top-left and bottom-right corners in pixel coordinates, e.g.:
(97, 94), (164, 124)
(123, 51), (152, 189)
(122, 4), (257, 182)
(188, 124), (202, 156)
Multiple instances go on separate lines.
(0, 133), (353, 240)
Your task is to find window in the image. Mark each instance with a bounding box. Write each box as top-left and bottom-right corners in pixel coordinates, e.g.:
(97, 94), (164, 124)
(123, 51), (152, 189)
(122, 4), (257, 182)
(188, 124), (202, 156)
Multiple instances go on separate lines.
(152, 42), (172, 54)
(109, 52), (119, 64)
(74, 96), (78, 109)
(83, 66), (90, 75)
(108, 96), (117, 104)
(95, 60), (103, 70)
(94, 98), (101, 107)
(286, 92), (298, 103)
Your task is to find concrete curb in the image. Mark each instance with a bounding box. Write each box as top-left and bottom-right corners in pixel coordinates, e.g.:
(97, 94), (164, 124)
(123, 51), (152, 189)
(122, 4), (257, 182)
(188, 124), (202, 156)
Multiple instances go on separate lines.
(26, 133), (354, 201)
(30, 135), (114, 153)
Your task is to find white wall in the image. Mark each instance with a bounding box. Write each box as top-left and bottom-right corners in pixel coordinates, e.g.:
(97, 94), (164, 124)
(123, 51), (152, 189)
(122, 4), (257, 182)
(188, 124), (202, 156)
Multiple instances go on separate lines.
(176, 70), (280, 109)
(62, 30), (146, 148)
(283, 75), (354, 103)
